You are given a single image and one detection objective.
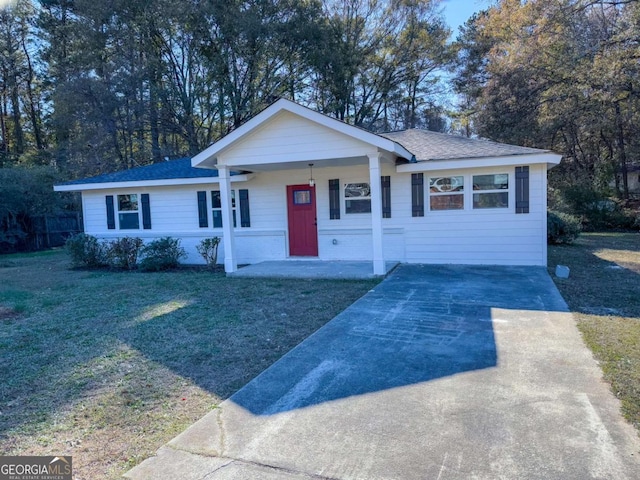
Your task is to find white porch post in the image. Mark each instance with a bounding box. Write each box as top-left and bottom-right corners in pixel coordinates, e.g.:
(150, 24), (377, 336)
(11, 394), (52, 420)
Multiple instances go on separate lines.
(368, 152), (385, 275)
(218, 165), (237, 273)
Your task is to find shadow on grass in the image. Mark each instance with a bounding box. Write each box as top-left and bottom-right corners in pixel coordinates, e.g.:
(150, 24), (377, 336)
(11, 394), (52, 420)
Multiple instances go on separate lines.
(0, 261), (376, 439)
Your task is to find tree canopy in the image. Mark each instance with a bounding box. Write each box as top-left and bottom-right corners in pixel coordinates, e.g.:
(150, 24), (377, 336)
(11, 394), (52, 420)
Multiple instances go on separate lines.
(2, 0), (639, 223)
(452, 0), (640, 199)
(0, 0), (452, 179)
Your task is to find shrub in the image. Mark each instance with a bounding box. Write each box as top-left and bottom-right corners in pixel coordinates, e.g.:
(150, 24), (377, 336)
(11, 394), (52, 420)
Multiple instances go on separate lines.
(547, 211), (582, 245)
(105, 237), (143, 270)
(139, 237), (186, 271)
(65, 233), (107, 267)
(560, 185), (637, 231)
(196, 237), (221, 267)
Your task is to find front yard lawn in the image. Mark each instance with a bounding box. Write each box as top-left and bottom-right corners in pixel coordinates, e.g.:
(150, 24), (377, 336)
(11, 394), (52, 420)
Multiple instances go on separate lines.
(548, 232), (640, 433)
(0, 250), (377, 479)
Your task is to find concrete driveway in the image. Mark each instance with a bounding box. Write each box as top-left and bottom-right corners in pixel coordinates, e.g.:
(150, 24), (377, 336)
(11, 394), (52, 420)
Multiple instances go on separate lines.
(126, 265), (640, 479)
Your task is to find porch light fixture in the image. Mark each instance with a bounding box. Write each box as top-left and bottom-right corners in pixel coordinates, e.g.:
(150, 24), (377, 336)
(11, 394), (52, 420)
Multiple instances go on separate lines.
(308, 163), (315, 187)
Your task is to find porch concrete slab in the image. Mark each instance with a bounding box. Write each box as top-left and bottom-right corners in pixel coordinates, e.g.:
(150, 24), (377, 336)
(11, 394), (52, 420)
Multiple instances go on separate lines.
(227, 260), (398, 279)
(125, 265), (640, 480)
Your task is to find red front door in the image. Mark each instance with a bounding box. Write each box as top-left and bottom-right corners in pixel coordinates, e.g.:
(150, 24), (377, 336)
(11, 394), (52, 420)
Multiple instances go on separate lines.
(287, 184), (318, 256)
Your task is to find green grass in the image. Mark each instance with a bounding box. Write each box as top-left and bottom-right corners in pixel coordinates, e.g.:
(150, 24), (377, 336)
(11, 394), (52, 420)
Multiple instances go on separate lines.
(0, 250), (377, 479)
(548, 233), (640, 432)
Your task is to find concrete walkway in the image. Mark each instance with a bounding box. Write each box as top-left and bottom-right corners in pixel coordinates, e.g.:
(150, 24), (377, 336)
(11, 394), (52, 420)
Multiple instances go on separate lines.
(125, 265), (640, 480)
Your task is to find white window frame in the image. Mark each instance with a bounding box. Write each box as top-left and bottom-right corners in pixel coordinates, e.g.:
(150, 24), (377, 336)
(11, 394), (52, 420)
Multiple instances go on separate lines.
(472, 173), (510, 209)
(428, 175), (465, 211)
(344, 182), (372, 214)
(117, 193), (140, 230)
(211, 189), (236, 228)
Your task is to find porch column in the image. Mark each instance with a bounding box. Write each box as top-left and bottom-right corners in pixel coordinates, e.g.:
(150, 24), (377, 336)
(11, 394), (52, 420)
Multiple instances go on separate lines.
(368, 152), (385, 275)
(218, 165), (237, 273)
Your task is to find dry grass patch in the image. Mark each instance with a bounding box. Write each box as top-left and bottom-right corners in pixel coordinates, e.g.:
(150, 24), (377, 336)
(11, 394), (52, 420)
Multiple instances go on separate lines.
(549, 232), (640, 432)
(0, 250), (377, 479)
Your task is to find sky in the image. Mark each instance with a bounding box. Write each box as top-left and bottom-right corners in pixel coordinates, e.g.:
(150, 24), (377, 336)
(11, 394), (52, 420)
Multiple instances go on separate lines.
(0, 0), (491, 36)
(442, 0), (493, 38)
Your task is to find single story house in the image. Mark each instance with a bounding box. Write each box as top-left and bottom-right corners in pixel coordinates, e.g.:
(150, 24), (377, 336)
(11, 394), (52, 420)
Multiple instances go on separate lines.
(55, 99), (562, 275)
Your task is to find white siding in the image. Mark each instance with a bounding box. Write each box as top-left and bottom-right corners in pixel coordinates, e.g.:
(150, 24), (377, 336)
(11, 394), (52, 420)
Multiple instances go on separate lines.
(218, 111), (372, 167)
(81, 163), (548, 266)
(396, 164), (547, 266)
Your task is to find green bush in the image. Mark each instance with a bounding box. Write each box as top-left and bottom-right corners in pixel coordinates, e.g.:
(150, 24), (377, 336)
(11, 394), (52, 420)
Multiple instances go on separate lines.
(547, 211), (582, 245)
(105, 237), (143, 270)
(196, 237), (221, 267)
(560, 185), (637, 231)
(65, 233), (107, 267)
(139, 237), (186, 271)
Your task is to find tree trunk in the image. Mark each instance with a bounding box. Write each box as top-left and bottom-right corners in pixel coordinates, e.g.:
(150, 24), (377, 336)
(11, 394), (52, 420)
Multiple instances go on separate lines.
(9, 86), (24, 155)
(0, 91), (7, 159)
(149, 66), (161, 162)
(21, 36), (44, 150)
(614, 102), (629, 199)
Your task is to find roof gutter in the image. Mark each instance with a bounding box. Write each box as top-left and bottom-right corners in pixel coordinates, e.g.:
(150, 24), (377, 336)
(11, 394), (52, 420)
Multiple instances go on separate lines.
(54, 173), (253, 192)
(396, 153), (562, 173)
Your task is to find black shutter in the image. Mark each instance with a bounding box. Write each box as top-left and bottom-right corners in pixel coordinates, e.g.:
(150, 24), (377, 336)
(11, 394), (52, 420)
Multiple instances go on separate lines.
(106, 195), (115, 229)
(197, 191), (208, 227)
(239, 189), (251, 227)
(515, 166), (530, 214)
(141, 193), (151, 229)
(381, 175), (391, 218)
(329, 179), (340, 219)
(411, 173), (424, 217)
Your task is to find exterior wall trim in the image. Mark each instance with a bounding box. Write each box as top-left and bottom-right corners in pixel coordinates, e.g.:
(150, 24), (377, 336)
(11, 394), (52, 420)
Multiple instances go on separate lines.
(54, 174), (253, 192)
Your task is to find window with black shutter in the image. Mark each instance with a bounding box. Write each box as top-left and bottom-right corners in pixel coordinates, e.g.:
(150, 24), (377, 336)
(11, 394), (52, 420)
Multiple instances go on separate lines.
(329, 179), (340, 219)
(197, 191), (208, 227)
(381, 176), (391, 218)
(239, 189), (251, 227)
(515, 166), (530, 214)
(411, 173), (424, 217)
(141, 194), (151, 229)
(106, 195), (115, 229)
(207, 189), (251, 228)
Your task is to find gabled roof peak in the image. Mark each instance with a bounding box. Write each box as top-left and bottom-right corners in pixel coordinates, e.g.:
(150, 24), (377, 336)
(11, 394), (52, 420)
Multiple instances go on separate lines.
(191, 98), (414, 168)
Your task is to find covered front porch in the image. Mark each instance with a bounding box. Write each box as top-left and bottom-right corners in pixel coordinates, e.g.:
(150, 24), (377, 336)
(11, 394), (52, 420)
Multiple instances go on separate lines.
(191, 99), (413, 276)
(227, 260), (399, 280)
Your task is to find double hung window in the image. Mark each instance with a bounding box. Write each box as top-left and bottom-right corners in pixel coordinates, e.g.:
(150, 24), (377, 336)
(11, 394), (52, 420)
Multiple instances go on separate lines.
(344, 182), (371, 214)
(106, 193), (151, 230)
(473, 174), (509, 209)
(429, 176), (464, 211)
(117, 194), (140, 229)
(212, 190), (236, 228)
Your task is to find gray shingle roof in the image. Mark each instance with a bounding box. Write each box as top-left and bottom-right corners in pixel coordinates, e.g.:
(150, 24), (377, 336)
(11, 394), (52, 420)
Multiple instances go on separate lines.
(59, 157), (224, 186)
(59, 129), (549, 188)
(379, 129), (547, 162)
